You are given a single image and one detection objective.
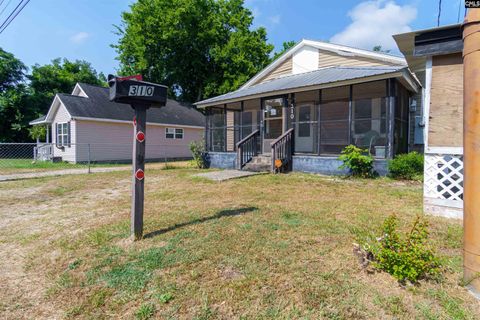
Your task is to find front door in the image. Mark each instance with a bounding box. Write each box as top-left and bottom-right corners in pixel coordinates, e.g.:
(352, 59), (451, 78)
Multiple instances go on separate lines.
(263, 97), (284, 153)
(294, 104), (316, 153)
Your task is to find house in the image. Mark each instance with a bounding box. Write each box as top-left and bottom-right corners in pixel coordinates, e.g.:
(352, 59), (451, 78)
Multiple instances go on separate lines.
(394, 24), (464, 219)
(194, 39), (421, 175)
(29, 83), (205, 163)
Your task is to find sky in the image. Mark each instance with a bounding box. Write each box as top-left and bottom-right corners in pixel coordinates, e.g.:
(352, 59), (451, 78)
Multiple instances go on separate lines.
(0, 0), (467, 76)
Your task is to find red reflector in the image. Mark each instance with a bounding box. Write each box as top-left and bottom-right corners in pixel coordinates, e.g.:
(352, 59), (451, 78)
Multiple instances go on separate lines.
(135, 169), (144, 180)
(118, 74), (143, 81)
(136, 131), (145, 143)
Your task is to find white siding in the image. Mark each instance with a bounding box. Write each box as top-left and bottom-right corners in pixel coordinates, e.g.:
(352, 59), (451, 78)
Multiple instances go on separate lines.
(75, 119), (203, 163)
(51, 102), (76, 162)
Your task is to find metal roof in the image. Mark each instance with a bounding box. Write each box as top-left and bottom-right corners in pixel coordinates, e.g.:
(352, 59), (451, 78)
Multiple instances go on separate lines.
(196, 66), (413, 107)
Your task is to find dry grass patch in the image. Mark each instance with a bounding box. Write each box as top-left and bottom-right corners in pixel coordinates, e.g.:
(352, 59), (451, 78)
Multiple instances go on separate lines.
(0, 169), (478, 319)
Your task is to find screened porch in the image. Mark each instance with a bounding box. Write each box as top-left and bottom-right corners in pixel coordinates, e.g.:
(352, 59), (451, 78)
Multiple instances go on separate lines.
(204, 79), (411, 160)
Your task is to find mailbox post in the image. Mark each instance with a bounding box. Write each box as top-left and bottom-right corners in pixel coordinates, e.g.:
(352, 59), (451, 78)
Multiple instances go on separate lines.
(108, 75), (168, 240)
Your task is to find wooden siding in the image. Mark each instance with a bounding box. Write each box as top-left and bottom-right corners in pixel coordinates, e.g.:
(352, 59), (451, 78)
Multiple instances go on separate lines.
(75, 120), (203, 162)
(428, 53), (463, 148)
(256, 57), (293, 84)
(226, 111), (235, 151)
(318, 50), (397, 68)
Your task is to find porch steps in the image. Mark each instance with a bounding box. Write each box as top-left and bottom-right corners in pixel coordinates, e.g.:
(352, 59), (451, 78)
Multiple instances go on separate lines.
(243, 155), (271, 172)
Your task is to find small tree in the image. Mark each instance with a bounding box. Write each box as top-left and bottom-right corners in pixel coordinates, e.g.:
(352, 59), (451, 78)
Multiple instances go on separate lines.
(189, 139), (206, 168)
(28, 125), (46, 141)
(365, 215), (442, 283)
(338, 145), (375, 178)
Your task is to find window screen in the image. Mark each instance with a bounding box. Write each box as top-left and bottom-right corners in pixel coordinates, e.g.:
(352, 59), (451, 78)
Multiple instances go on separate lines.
(319, 86), (350, 154)
(352, 81), (388, 158)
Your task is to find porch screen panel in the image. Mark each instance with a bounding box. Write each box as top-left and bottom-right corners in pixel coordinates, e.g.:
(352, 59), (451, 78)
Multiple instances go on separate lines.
(226, 102), (241, 152)
(352, 80), (387, 158)
(293, 90), (319, 153)
(320, 86), (350, 154)
(208, 107), (226, 152)
(394, 83), (410, 155)
(240, 99), (261, 140)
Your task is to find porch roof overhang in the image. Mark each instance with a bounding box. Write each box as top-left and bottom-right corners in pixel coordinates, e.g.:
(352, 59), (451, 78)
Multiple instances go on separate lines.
(29, 115), (49, 125)
(195, 66), (420, 108)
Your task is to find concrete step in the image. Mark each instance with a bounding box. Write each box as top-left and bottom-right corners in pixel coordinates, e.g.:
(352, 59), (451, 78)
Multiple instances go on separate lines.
(243, 162), (271, 172)
(250, 155), (271, 165)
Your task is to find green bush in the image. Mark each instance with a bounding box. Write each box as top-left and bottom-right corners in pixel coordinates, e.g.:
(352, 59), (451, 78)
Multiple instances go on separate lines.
(388, 152), (424, 180)
(366, 215), (441, 283)
(189, 139), (206, 169)
(338, 145), (375, 178)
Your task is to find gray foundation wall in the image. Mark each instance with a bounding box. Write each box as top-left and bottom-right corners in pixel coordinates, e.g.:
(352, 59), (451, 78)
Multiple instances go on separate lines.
(206, 152), (237, 169)
(292, 155), (388, 176)
(206, 152), (389, 176)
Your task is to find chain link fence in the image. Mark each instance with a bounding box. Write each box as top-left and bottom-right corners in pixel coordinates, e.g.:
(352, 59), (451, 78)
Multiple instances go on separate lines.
(0, 143), (193, 178)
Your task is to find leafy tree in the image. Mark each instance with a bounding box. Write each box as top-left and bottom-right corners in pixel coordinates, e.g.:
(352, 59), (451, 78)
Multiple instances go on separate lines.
(0, 84), (32, 142)
(272, 41), (297, 61)
(0, 47), (26, 93)
(28, 58), (106, 117)
(114, 0), (273, 102)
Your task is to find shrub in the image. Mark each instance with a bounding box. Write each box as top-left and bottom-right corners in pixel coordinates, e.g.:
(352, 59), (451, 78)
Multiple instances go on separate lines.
(338, 145), (375, 178)
(189, 139), (206, 169)
(388, 152), (424, 180)
(365, 215), (441, 283)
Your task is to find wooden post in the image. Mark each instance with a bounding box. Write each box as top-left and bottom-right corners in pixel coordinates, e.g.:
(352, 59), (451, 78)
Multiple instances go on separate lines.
(463, 8), (480, 296)
(131, 104), (148, 240)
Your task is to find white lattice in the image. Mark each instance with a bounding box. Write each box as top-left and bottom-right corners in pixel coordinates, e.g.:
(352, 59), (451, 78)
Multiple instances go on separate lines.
(424, 153), (464, 202)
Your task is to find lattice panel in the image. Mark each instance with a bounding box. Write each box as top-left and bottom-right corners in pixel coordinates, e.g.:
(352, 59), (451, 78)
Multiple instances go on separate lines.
(424, 153), (464, 201)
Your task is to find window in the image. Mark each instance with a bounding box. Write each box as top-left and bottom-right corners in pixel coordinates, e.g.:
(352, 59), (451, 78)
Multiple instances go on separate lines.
(165, 127), (183, 139)
(56, 122), (70, 147)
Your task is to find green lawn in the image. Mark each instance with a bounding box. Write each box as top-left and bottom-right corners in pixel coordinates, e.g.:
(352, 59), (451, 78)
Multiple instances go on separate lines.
(0, 168), (477, 319)
(0, 158), (88, 174)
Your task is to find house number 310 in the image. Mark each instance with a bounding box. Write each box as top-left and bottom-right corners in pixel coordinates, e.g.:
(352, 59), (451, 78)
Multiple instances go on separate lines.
(129, 85), (154, 97)
(290, 104), (295, 120)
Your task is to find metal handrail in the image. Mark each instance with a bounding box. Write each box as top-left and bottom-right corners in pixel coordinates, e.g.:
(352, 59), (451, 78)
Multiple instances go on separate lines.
(236, 130), (260, 169)
(270, 128), (294, 173)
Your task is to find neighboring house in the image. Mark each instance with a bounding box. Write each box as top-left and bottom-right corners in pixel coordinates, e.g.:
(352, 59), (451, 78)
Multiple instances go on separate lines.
(29, 83), (205, 163)
(195, 39), (421, 175)
(394, 24), (464, 219)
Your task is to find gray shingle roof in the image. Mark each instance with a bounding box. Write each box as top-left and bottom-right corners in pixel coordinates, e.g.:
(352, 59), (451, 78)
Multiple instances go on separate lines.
(195, 66), (407, 106)
(29, 115), (47, 125)
(57, 83), (204, 127)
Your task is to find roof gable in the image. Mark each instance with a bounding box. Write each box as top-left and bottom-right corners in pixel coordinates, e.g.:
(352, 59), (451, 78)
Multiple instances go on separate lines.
(241, 39), (407, 89)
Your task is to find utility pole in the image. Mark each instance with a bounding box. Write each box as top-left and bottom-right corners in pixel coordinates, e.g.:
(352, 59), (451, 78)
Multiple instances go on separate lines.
(462, 8), (480, 296)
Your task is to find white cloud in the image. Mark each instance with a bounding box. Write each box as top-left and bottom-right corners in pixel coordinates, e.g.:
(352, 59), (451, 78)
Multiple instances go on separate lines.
(70, 32), (90, 44)
(330, 1), (417, 52)
(268, 14), (281, 25)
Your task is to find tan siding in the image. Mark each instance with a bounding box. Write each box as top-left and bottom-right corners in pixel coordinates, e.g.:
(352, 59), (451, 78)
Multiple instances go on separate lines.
(256, 57), (292, 84)
(428, 53), (463, 148)
(318, 50), (397, 68)
(51, 102), (76, 162)
(226, 111), (235, 151)
(75, 120), (204, 162)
